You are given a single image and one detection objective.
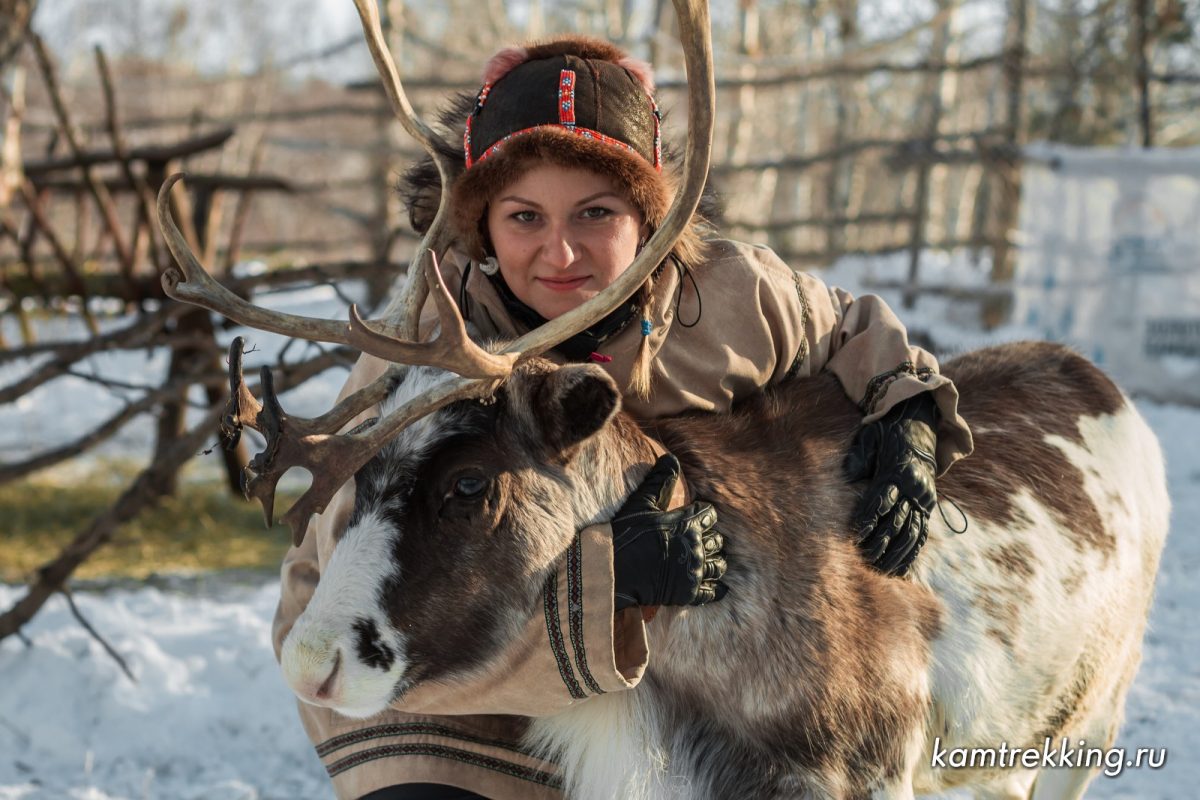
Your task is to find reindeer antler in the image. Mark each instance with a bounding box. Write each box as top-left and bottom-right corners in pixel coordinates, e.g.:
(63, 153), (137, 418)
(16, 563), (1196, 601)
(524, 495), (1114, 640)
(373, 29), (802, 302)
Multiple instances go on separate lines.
(157, 177), (514, 381)
(157, 0), (715, 545)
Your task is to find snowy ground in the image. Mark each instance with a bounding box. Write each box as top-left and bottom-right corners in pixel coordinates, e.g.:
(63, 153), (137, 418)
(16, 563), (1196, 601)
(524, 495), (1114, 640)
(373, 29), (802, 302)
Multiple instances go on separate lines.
(1, 254), (1196, 798)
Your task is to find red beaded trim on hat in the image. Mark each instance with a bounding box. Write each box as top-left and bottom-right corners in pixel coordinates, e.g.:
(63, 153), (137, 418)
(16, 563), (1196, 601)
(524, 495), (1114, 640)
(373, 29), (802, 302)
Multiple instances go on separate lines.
(558, 70), (576, 127)
(476, 82), (494, 107)
(464, 118), (473, 167)
(464, 82), (494, 169)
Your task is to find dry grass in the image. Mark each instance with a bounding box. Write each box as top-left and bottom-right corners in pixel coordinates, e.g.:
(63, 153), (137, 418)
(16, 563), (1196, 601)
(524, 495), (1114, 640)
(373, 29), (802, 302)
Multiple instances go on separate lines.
(0, 466), (295, 583)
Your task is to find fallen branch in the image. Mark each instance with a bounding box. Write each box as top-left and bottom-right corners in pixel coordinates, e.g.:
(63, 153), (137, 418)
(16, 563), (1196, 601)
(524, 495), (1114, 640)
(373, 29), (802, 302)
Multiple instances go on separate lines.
(0, 66), (23, 209)
(61, 586), (136, 683)
(221, 135), (269, 273)
(725, 211), (917, 231)
(711, 128), (1005, 174)
(0, 303), (178, 363)
(64, 365), (221, 397)
(27, 172), (295, 194)
(0, 362), (223, 484)
(0, 307), (177, 399)
(16, 180), (100, 333)
(774, 235), (1012, 264)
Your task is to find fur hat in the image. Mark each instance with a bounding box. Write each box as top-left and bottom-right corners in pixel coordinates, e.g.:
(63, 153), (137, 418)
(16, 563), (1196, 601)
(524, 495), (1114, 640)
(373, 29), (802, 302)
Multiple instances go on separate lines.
(399, 36), (711, 265)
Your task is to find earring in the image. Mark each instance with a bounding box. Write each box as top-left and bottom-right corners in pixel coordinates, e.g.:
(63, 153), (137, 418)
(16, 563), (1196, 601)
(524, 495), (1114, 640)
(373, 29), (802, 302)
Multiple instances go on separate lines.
(479, 256), (500, 276)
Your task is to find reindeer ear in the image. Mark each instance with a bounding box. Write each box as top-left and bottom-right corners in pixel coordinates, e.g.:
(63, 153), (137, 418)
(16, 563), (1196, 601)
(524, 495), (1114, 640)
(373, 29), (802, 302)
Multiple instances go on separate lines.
(535, 364), (622, 454)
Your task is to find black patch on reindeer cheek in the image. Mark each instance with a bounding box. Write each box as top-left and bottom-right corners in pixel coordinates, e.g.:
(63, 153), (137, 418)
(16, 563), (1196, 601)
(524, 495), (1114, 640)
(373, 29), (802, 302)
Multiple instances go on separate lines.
(352, 617), (396, 671)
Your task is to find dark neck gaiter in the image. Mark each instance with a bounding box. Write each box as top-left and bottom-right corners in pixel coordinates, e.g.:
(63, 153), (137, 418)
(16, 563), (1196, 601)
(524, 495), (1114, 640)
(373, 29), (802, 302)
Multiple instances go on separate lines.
(487, 269), (640, 362)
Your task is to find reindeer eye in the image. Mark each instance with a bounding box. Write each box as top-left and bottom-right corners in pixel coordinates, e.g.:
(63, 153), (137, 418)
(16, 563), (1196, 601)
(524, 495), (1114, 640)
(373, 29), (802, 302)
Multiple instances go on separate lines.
(453, 476), (488, 498)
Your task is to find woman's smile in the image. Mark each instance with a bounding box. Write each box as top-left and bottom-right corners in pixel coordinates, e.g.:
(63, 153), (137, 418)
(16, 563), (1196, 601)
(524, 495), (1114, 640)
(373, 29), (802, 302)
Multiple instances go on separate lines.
(536, 275), (591, 292)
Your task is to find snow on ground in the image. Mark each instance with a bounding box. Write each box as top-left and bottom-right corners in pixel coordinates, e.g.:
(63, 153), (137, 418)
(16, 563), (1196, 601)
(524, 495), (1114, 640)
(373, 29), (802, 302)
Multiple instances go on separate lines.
(0, 578), (329, 800)
(1, 255), (1197, 798)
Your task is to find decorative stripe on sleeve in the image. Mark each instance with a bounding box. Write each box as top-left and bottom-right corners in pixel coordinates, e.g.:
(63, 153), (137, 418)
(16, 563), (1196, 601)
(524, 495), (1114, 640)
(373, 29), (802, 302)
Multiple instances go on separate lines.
(316, 722), (536, 759)
(784, 271), (811, 380)
(325, 743), (563, 788)
(566, 535), (605, 696)
(861, 361), (935, 415)
(544, 570), (587, 699)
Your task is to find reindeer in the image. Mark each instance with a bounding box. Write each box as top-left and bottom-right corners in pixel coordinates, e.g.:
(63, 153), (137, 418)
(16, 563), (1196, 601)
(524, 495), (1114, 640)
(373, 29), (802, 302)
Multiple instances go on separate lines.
(154, 1), (1169, 798)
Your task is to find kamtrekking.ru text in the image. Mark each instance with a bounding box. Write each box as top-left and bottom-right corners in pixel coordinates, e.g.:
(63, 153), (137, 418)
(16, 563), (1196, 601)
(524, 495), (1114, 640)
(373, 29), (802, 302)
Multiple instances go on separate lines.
(930, 737), (1167, 778)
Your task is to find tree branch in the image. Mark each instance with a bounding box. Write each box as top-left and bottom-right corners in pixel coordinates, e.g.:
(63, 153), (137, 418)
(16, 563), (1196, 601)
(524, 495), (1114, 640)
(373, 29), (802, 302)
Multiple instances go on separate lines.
(29, 34), (137, 285)
(0, 363), (220, 484)
(0, 345), (353, 642)
(61, 586), (136, 683)
(94, 45), (163, 274)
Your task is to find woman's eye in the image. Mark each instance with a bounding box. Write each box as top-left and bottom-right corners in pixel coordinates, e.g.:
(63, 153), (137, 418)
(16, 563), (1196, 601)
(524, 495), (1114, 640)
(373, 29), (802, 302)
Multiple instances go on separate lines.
(453, 476), (488, 498)
(511, 210), (537, 223)
(580, 206), (611, 220)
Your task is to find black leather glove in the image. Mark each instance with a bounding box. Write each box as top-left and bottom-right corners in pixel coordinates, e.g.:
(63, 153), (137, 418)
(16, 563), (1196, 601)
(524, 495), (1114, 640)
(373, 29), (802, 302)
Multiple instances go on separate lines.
(612, 454), (728, 611)
(844, 392), (939, 576)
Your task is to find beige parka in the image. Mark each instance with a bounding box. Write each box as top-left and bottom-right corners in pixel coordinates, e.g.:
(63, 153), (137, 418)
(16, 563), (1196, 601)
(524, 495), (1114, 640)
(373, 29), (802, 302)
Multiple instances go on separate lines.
(272, 238), (973, 799)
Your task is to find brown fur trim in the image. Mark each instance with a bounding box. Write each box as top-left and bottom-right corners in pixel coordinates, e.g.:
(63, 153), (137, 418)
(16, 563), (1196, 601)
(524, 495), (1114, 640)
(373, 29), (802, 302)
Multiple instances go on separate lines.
(523, 36), (631, 66)
(396, 92), (474, 237)
(518, 36), (656, 93)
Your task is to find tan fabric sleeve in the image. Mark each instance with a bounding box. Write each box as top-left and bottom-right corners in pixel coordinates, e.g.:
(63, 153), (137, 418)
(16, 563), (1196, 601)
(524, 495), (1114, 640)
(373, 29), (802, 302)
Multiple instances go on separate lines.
(796, 271), (973, 473)
(623, 241), (809, 419)
(392, 523), (646, 716)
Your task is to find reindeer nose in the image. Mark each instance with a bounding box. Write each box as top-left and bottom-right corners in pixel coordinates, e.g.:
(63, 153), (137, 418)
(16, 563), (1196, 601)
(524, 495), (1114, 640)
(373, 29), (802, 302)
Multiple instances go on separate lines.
(315, 649), (343, 701)
(282, 635), (346, 706)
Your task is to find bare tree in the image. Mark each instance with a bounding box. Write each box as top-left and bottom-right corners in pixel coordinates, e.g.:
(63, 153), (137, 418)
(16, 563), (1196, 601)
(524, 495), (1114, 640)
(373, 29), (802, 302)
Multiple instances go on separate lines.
(0, 0), (36, 72)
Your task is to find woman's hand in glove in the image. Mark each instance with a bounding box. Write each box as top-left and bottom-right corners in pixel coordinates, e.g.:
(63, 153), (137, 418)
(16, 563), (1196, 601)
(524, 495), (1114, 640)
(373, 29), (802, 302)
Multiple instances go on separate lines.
(611, 454), (728, 611)
(844, 392), (939, 576)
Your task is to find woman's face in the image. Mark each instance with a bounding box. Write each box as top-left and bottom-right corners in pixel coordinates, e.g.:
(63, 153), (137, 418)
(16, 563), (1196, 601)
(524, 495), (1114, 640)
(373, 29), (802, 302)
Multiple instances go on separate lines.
(486, 163), (646, 320)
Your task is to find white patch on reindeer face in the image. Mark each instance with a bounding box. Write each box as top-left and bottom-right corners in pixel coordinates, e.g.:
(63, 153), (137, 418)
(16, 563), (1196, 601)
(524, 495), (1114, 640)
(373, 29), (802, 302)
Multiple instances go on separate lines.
(281, 509), (408, 717)
(281, 365), (474, 718)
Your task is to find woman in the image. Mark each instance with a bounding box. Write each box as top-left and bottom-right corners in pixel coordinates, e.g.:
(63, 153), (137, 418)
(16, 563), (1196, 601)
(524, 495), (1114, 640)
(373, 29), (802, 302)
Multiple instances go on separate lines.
(273, 36), (972, 800)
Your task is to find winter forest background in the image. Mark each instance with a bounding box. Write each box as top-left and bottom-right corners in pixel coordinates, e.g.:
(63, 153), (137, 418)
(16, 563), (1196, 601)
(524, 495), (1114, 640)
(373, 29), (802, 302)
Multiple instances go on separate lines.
(0, 0), (1198, 797)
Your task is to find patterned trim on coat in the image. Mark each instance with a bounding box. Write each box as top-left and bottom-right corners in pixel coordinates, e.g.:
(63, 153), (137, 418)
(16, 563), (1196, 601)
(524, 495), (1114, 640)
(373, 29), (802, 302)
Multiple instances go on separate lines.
(315, 722), (536, 759)
(860, 361), (935, 415)
(325, 743), (563, 788)
(543, 570), (587, 699)
(566, 536), (605, 696)
(784, 271), (811, 380)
